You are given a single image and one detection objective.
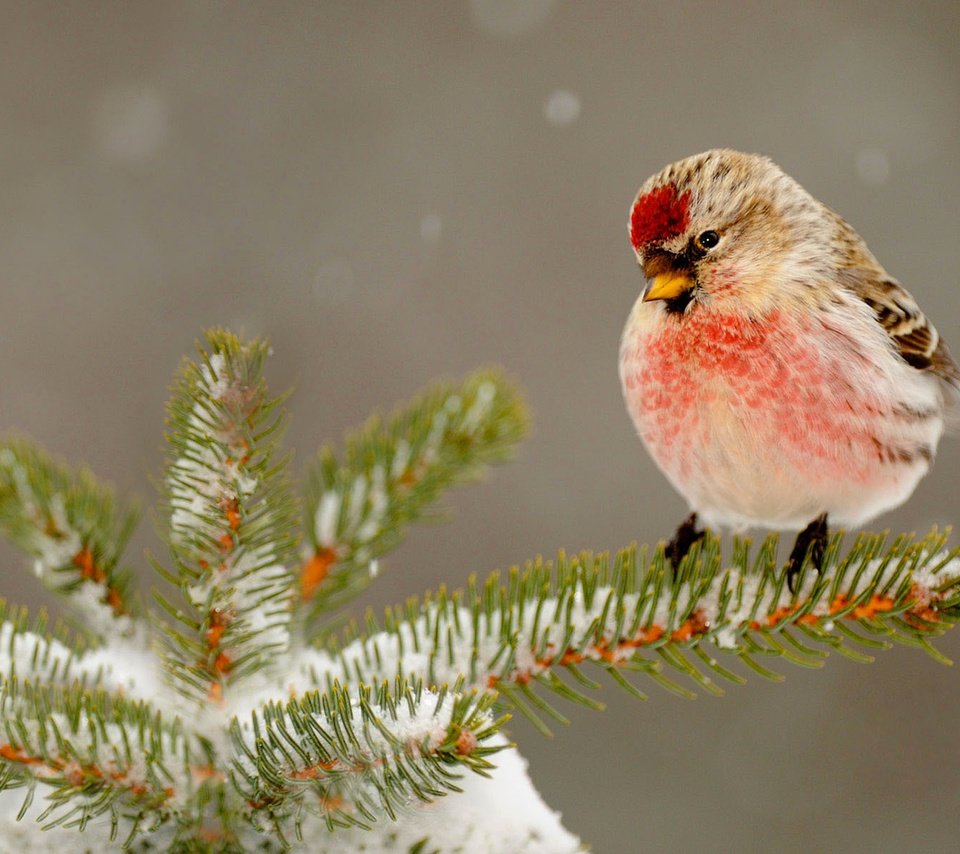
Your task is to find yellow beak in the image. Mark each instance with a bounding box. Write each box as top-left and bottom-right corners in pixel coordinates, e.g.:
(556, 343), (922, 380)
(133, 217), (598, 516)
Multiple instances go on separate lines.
(642, 271), (695, 302)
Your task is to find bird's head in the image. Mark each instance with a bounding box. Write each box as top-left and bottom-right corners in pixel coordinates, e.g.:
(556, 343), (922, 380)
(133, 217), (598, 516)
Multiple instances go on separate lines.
(628, 149), (825, 316)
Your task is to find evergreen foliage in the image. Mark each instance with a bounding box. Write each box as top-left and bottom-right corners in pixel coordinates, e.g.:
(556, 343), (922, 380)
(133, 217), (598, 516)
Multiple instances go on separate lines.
(0, 328), (956, 851)
(301, 369), (528, 620)
(155, 330), (299, 702)
(312, 529), (959, 737)
(0, 440), (140, 633)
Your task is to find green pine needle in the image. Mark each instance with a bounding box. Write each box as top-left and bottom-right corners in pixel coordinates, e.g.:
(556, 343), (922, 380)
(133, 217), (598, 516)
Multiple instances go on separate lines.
(156, 330), (299, 703)
(230, 678), (506, 830)
(300, 370), (529, 621)
(316, 529), (960, 735)
(0, 439), (140, 629)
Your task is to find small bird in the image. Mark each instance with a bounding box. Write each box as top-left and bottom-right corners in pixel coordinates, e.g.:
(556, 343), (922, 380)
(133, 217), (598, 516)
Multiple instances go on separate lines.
(619, 149), (959, 586)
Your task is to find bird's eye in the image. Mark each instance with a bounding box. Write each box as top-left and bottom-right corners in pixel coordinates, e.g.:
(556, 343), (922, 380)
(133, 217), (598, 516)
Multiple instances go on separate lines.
(696, 230), (720, 250)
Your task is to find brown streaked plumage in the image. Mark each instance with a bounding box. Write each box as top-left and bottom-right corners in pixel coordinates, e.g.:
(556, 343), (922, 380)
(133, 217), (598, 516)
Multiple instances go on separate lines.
(829, 209), (960, 384)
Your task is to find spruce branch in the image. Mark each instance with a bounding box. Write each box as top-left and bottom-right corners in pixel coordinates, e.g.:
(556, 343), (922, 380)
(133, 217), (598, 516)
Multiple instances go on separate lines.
(0, 440), (140, 635)
(0, 680), (195, 842)
(230, 679), (506, 837)
(300, 529), (960, 736)
(155, 330), (298, 705)
(300, 370), (528, 621)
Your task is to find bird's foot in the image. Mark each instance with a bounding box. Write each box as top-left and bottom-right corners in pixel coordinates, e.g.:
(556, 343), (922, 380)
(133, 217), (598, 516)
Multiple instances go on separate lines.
(786, 513), (829, 594)
(665, 512), (706, 571)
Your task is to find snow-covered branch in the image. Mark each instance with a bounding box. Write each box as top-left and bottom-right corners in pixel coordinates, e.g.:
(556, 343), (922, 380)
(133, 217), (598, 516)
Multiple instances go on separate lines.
(0, 441), (139, 638)
(156, 331), (298, 704)
(231, 682), (505, 835)
(300, 370), (528, 620)
(295, 530), (960, 734)
(0, 682), (196, 843)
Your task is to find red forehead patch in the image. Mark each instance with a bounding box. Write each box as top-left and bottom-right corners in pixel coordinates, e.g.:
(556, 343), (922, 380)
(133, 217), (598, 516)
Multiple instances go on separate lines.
(629, 184), (691, 251)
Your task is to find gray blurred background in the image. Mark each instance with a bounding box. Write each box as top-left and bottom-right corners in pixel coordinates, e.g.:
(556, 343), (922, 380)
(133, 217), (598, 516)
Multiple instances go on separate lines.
(2, 2), (959, 851)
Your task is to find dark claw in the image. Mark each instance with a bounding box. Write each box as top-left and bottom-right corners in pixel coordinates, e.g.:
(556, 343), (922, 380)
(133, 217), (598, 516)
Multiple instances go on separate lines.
(786, 512), (829, 594)
(666, 512), (706, 571)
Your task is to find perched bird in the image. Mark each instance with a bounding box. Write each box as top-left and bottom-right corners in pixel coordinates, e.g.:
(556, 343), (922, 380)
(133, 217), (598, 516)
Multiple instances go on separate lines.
(619, 149), (959, 586)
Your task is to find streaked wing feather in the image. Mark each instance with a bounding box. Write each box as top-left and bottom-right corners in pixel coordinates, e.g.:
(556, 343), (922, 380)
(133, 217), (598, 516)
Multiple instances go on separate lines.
(841, 267), (960, 385)
(826, 208), (960, 386)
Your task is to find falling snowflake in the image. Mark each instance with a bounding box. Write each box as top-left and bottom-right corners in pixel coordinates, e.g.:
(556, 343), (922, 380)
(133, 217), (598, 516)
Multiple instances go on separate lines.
(544, 90), (581, 126)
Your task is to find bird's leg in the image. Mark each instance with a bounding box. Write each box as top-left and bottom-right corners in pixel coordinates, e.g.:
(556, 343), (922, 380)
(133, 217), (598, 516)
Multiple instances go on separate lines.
(665, 512), (706, 571)
(786, 512), (829, 594)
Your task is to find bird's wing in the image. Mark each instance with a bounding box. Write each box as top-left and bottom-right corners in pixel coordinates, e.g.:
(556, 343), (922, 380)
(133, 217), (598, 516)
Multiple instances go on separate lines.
(852, 275), (960, 382)
(827, 209), (960, 386)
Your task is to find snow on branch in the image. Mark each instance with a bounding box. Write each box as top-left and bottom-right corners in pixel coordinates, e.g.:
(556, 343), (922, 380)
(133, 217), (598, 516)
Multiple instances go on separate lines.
(300, 370), (528, 620)
(0, 681), (195, 844)
(0, 736), (580, 854)
(231, 679), (506, 839)
(250, 734), (583, 854)
(296, 530), (960, 734)
(0, 440), (139, 637)
(0, 611), (94, 690)
(156, 330), (298, 704)
(0, 616), (162, 709)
